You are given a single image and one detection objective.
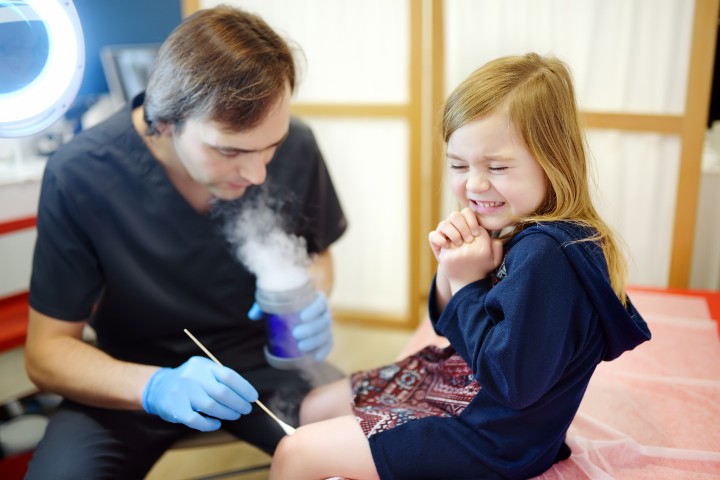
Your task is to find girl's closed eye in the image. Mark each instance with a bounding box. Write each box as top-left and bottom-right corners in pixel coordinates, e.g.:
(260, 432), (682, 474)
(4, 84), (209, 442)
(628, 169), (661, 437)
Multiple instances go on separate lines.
(447, 152), (468, 171)
(488, 165), (508, 173)
(449, 161), (468, 171)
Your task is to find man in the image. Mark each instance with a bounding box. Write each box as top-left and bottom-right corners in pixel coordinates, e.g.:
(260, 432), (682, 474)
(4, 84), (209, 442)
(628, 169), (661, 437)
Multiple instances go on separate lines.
(24, 6), (346, 478)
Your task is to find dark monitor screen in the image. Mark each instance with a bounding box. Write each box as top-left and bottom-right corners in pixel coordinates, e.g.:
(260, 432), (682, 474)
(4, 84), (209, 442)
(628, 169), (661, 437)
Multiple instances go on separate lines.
(101, 43), (160, 106)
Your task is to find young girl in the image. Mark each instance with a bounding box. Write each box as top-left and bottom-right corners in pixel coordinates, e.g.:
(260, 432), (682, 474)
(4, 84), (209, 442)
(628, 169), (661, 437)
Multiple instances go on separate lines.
(269, 53), (651, 480)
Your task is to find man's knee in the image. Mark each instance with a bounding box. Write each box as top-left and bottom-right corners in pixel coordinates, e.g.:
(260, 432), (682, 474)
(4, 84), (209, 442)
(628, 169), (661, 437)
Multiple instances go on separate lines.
(25, 404), (170, 479)
(26, 439), (109, 479)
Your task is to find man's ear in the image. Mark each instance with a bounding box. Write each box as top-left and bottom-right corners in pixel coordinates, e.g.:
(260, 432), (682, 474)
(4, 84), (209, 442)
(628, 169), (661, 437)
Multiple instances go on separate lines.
(155, 121), (172, 136)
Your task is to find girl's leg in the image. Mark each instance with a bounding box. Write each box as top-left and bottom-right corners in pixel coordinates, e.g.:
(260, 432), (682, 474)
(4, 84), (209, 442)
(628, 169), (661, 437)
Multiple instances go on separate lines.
(270, 415), (379, 480)
(300, 378), (353, 425)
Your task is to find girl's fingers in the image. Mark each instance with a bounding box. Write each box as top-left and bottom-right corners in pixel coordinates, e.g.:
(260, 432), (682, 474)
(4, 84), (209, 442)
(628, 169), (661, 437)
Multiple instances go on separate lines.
(434, 218), (463, 246)
(434, 210), (476, 246)
(428, 231), (450, 258)
(429, 208), (491, 257)
(447, 210), (475, 243)
(460, 207), (483, 237)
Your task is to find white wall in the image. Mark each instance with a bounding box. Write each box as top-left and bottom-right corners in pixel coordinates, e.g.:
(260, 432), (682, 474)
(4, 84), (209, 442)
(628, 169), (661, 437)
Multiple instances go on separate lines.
(0, 179), (41, 298)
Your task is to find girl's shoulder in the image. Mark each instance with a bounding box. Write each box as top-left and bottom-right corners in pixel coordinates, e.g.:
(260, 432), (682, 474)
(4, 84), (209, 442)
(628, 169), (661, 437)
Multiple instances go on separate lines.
(502, 222), (606, 279)
(502, 222), (603, 270)
(509, 221), (598, 247)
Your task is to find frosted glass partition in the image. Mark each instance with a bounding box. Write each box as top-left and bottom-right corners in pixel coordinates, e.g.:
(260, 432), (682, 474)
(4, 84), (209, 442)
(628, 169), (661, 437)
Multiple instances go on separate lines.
(586, 131), (681, 287)
(201, 0), (410, 104)
(305, 118), (410, 316)
(444, 0), (693, 114)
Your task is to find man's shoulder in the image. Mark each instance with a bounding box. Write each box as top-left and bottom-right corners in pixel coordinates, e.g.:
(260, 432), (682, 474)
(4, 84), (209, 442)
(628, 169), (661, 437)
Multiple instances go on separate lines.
(285, 116), (317, 148)
(289, 115), (312, 135)
(271, 116), (321, 171)
(46, 108), (136, 173)
(43, 108), (144, 201)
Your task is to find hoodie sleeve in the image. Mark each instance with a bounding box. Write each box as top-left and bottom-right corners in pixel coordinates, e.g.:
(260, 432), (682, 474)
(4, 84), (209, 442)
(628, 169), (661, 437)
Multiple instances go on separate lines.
(432, 231), (592, 409)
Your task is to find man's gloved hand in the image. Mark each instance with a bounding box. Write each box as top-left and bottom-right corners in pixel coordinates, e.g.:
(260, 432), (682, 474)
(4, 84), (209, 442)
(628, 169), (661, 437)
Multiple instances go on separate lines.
(142, 356), (258, 432)
(248, 292), (334, 360)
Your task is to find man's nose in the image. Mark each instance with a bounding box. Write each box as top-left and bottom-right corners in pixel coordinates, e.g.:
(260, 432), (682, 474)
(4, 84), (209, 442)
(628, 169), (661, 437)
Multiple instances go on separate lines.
(240, 152), (268, 185)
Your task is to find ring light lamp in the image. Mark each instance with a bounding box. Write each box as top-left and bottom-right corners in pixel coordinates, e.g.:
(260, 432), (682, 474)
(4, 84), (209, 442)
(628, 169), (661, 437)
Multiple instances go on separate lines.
(0, 0), (84, 137)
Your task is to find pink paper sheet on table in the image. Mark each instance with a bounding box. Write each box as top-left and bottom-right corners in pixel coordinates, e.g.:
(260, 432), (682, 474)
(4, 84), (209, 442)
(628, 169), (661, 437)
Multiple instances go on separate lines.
(534, 289), (720, 479)
(328, 290), (720, 480)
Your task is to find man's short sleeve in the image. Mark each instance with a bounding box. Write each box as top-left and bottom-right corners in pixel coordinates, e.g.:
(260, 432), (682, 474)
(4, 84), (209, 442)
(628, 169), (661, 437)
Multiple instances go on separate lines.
(29, 164), (104, 321)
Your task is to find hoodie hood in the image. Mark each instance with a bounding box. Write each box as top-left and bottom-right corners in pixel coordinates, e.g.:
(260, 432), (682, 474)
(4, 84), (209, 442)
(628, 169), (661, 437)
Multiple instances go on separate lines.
(510, 222), (651, 360)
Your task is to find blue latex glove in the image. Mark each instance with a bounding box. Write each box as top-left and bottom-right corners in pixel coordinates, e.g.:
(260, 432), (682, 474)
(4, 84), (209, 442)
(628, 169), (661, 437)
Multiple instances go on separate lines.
(248, 292), (333, 360)
(142, 356), (258, 432)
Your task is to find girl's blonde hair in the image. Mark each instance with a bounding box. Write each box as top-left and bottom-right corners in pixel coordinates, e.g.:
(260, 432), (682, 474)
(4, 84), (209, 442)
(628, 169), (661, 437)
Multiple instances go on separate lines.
(442, 53), (627, 304)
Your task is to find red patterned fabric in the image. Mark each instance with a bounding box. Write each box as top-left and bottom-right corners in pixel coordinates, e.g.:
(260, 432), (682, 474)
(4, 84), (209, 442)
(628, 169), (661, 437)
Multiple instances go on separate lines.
(350, 345), (480, 438)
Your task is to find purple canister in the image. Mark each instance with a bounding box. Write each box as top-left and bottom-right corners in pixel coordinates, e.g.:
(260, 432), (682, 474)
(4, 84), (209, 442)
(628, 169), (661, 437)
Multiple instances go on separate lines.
(256, 279), (316, 369)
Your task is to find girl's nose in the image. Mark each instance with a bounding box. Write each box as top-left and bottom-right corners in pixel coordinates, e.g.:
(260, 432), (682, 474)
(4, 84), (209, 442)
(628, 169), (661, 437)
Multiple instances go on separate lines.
(467, 173), (490, 192)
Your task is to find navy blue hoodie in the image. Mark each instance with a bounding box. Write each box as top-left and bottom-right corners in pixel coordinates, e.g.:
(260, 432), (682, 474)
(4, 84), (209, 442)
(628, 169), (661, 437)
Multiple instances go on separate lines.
(368, 222), (651, 479)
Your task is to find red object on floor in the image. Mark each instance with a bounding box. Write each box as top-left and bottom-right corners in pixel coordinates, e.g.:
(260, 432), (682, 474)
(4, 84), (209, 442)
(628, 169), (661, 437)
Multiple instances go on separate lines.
(0, 292), (30, 352)
(0, 216), (35, 353)
(0, 450), (34, 480)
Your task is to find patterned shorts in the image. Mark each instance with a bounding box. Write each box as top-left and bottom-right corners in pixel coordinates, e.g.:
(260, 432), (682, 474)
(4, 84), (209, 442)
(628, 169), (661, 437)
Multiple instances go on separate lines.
(350, 345), (480, 438)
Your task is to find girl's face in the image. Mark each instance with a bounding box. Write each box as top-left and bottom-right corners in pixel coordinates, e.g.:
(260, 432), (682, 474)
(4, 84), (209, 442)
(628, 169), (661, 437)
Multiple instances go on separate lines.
(446, 110), (548, 232)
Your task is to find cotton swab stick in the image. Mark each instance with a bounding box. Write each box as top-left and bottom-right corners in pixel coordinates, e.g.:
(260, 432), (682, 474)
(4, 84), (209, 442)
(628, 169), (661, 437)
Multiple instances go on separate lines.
(183, 328), (296, 436)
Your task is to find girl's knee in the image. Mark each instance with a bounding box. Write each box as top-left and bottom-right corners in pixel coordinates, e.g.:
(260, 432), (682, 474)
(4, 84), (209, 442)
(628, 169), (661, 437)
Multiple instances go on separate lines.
(270, 430), (310, 479)
(271, 417), (378, 480)
(299, 379), (352, 425)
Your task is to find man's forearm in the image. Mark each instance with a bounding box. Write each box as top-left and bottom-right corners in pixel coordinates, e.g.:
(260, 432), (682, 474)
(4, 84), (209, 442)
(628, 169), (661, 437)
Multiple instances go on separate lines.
(309, 249), (334, 296)
(25, 312), (158, 410)
(28, 336), (158, 410)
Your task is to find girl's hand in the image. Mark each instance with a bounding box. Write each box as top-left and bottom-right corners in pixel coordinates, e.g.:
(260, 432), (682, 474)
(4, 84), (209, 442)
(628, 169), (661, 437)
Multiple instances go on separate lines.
(428, 208), (483, 260)
(438, 227), (503, 295)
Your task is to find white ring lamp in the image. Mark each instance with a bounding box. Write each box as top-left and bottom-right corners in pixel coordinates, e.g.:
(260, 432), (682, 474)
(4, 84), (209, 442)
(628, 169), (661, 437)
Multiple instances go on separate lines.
(0, 0), (84, 137)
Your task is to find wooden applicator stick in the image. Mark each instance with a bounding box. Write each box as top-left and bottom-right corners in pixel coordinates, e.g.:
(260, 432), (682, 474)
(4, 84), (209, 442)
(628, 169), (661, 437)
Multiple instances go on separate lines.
(183, 328), (296, 436)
